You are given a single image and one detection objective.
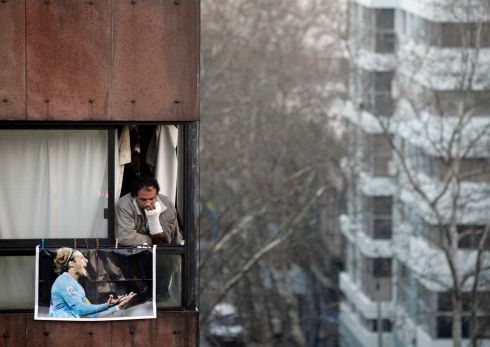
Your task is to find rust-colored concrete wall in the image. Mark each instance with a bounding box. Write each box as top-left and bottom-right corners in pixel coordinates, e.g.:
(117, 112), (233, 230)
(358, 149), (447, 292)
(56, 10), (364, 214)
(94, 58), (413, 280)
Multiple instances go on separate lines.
(0, 311), (198, 347)
(0, 0), (199, 122)
(26, 0), (112, 121)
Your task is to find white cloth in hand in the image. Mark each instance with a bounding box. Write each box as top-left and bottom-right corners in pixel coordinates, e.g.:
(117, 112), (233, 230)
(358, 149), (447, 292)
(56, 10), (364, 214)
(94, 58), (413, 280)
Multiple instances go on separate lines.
(145, 201), (164, 235)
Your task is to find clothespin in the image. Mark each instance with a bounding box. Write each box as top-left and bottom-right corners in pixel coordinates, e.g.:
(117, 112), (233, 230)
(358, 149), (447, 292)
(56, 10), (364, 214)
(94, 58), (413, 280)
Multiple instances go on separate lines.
(73, 239), (77, 249)
(96, 239), (100, 250)
(85, 239), (89, 249)
(41, 239), (45, 251)
(115, 238), (119, 249)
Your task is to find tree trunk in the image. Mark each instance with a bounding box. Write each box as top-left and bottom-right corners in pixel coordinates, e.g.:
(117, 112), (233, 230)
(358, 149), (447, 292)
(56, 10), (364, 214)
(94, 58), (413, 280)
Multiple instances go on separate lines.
(452, 291), (463, 347)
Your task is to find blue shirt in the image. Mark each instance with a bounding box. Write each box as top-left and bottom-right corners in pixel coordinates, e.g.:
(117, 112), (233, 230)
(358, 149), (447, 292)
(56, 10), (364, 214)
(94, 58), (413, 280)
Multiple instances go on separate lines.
(48, 272), (118, 318)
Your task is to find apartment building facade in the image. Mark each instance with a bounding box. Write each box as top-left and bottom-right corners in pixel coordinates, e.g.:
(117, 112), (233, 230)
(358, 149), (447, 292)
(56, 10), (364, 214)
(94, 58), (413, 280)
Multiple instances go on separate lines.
(337, 0), (490, 346)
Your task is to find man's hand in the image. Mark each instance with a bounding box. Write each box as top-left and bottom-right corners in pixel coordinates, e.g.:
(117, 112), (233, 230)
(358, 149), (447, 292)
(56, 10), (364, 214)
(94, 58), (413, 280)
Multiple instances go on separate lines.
(117, 292), (137, 309)
(145, 202), (164, 236)
(107, 292), (137, 309)
(107, 294), (119, 307)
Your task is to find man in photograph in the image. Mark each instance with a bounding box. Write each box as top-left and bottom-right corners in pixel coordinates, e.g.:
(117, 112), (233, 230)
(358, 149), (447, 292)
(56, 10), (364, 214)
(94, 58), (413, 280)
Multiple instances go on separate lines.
(49, 247), (136, 318)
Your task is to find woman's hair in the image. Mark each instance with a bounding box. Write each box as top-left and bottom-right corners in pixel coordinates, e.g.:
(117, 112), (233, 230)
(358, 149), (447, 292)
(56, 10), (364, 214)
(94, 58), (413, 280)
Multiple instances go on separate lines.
(53, 247), (75, 274)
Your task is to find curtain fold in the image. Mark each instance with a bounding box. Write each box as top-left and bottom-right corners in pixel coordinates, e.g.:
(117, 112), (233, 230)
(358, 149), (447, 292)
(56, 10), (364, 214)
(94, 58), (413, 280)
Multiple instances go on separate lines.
(154, 125), (179, 203)
(116, 126), (131, 201)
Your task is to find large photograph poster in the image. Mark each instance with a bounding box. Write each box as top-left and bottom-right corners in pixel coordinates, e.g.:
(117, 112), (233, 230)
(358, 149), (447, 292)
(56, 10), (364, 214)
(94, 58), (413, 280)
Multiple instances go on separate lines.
(35, 245), (156, 321)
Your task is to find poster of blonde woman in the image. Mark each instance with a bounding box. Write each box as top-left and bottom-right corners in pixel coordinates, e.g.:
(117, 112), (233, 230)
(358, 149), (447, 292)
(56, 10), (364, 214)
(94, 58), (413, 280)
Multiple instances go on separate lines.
(35, 245), (156, 321)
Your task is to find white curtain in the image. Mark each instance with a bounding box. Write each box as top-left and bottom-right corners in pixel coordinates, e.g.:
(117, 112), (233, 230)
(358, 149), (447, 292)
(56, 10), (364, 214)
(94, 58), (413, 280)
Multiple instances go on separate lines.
(115, 126), (131, 202)
(154, 125), (179, 203)
(0, 130), (108, 239)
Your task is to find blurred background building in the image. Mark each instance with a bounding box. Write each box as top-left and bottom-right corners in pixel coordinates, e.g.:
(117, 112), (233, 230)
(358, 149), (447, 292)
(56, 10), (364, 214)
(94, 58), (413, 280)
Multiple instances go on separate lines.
(337, 0), (490, 346)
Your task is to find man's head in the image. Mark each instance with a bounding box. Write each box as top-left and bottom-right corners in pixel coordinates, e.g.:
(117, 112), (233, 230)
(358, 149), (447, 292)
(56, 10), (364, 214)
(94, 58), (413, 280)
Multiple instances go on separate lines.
(130, 177), (160, 211)
(54, 247), (88, 278)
